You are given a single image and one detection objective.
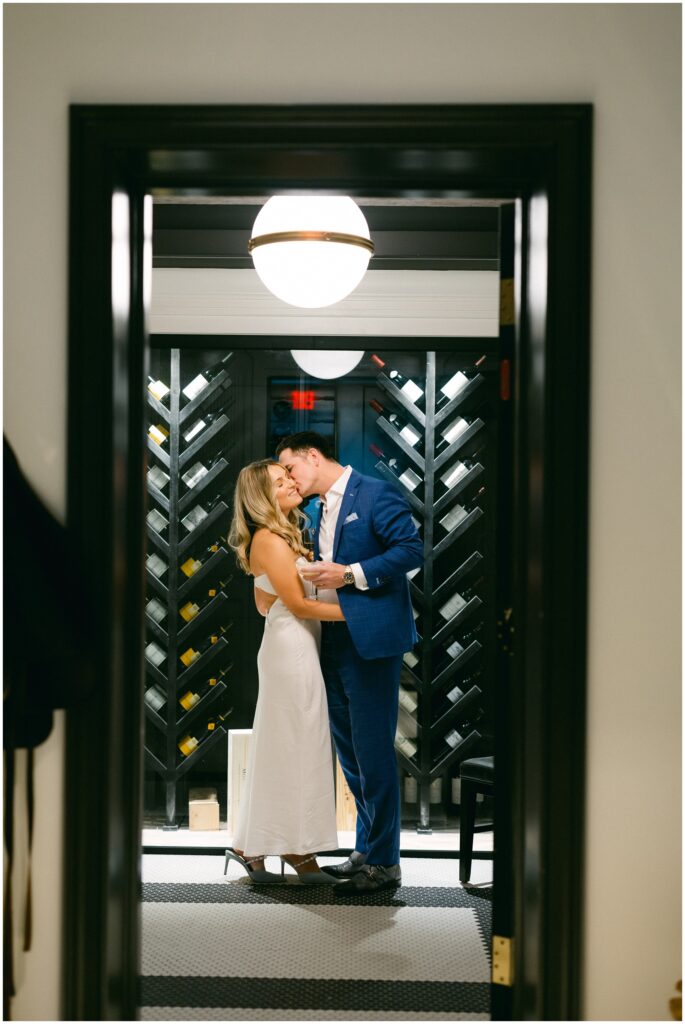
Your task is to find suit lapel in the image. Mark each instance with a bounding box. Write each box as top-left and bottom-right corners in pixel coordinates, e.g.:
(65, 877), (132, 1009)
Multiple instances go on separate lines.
(332, 470), (361, 563)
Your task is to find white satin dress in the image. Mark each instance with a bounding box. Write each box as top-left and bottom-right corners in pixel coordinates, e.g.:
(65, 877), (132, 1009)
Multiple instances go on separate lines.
(232, 556), (339, 857)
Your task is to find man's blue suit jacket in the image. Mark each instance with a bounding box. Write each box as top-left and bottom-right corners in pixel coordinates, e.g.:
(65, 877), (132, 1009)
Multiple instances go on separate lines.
(312, 469), (424, 660)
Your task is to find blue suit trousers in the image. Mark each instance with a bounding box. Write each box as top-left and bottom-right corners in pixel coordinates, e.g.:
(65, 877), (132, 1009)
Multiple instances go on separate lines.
(320, 621), (402, 866)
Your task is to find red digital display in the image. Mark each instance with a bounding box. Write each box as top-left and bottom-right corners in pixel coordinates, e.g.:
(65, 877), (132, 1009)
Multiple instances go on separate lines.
(291, 390), (315, 410)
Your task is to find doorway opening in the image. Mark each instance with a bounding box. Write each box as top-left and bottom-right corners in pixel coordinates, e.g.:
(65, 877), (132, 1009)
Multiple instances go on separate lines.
(66, 104), (591, 1022)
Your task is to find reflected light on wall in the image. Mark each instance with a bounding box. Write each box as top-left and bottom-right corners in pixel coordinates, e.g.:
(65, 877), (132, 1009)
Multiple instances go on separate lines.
(290, 350), (365, 379)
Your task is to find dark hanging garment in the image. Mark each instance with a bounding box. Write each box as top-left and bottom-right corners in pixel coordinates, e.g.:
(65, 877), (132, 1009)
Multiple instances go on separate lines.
(3, 437), (96, 1018)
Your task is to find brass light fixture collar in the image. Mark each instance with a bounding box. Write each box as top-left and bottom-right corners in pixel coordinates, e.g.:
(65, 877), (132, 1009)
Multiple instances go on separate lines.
(248, 230), (375, 255)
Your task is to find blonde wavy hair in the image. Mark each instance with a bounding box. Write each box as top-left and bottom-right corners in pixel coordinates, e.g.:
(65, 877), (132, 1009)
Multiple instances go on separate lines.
(228, 459), (312, 575)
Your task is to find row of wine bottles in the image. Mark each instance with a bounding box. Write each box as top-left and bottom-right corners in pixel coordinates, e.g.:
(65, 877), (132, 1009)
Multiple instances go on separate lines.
(146, 623), (231, 671)
(395, 711), (483, 766)
(147, 352), (233, 407)
(371, 352), (486, 412)
(398, 671), (482, 719)
(371, 441), (485, 501)
(414, 576), (484, 625)
(147, 578), (232, 627)
(370, 400), (482, 458)
(402, 773), (486, 806)
(403, 620), (483, 672)
(148, 407), (231, 452)
(148, 446), (229, 496)
(145, 665), (231, 715)
(147, 493), (226, 537)
(146, 539), (224, 582)
(177, 710), (232, 758)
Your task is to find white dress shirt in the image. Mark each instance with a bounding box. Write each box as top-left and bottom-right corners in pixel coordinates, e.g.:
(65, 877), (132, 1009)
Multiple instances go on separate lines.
(316, 465), (368, 605)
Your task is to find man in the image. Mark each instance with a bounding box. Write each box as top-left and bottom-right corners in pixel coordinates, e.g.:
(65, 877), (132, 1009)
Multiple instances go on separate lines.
(276, 431), (423, 894)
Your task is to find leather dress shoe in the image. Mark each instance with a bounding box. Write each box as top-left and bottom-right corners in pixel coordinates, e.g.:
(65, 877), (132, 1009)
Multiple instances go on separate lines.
(334, 863), (402, 895)
(320, 851), (367, 879)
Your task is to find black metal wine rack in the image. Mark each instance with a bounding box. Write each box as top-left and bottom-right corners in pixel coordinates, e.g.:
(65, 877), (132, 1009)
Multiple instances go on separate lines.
(371, 351), (491, 832)
(144, 348), (235, 829)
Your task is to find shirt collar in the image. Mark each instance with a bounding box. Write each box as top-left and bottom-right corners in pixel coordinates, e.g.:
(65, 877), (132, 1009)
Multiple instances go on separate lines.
(323, 465), (353, 505)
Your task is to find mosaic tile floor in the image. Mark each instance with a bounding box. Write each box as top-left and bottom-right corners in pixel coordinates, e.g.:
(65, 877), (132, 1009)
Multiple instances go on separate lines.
(139, 854), (492, 1020)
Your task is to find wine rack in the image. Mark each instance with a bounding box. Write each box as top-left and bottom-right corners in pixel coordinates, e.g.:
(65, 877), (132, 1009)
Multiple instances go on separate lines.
(371, 351), (493, 832)
(144, 349), (235, 828)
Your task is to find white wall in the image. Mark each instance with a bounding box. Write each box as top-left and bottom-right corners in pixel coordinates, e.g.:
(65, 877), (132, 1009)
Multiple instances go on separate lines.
(4, 5), (680, 1020)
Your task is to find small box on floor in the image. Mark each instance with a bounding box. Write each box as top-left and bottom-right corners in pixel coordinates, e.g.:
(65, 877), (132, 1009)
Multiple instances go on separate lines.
(188, 787), (219, 831)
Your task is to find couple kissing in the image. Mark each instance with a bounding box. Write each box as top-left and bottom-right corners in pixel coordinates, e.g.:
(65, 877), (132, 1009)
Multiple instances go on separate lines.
(226, 431), (423, 894)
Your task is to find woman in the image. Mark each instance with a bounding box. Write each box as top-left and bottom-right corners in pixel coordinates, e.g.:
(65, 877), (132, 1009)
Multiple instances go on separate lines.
(225, 459), (344, 884)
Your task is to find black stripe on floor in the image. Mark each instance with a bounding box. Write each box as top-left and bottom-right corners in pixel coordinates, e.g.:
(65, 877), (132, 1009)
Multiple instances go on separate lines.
(142, 881), (492, 909)
(139, 976), (490, 1013)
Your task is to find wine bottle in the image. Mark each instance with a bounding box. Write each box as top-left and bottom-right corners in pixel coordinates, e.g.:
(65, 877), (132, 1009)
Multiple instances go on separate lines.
(181, 447), (229, 490)
(179, 665), (230, 712)
(178, 709), (232, 756)
(432, 726), (472, 765)
(144, 684), (167, 711)
(182, 410), (226, 445)
(179, 624), (230, 669)
(181, 494), (224, 533)
(146, 597), (168, 624)
(180, 541), (221, 578)
(148, 423), (169, 447)
(404, 775), (418, 803)
(369, 443), (422, 493)
(433, 674), (483, 720)
(179, 578), (232, 622)
(395, 727), (417, 759)
(398, 686), (418, 713)
(146, 552), (168, 579)
(148, 465), (170, 491)
(182, 353), (233, 401)
(435, 355), (486, 408)
(438, 486), (486, 532)
(178, 689), (200, 712)
(146, 507), (169, 535)
(403, 649), (420, 669)
(436, 415), (473, 451)
(145, 640), (166, 668)
(437, 626), (483, 675)
(178, 733), (199, 756)
(438, 452), (485, 492)
(371, 355), (424, 405)
(368, 399), (422, 449)
(147, 375), (170, 404)
(437, 576), (484, 621)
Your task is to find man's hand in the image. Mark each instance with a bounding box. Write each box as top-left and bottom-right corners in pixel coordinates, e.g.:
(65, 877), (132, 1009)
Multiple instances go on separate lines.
(299, 561), (349, 589)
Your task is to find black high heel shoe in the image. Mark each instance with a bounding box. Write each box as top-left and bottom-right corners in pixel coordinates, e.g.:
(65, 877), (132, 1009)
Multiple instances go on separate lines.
(224, 849), (283, 883)
(280, 853), (340, 885)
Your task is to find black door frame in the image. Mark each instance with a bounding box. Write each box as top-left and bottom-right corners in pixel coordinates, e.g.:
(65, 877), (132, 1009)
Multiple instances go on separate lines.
(66, 104), (591, 1021)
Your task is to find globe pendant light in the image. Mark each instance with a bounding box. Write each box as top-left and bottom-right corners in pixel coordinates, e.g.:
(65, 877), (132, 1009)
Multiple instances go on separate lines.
(248, 196), (374, 308)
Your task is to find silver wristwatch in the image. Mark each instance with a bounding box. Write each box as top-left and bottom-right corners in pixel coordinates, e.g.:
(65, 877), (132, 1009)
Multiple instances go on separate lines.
(342, 566), (355, 586)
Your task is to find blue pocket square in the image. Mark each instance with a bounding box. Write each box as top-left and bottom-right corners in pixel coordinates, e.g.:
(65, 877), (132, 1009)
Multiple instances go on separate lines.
(344, 512), (359, 524)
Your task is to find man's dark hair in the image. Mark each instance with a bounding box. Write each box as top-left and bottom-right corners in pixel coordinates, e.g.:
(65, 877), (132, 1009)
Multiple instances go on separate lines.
(275, 431), (336, 461)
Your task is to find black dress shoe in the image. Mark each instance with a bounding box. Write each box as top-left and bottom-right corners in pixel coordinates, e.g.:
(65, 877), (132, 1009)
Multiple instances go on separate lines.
(320, 851), (367, 879)
(334, 864), (402, 895)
